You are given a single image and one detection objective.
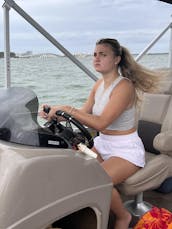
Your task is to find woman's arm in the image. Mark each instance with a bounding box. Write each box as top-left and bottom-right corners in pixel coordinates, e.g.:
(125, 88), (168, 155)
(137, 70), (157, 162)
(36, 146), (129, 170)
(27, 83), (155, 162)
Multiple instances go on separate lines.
(48, 79), (134, 131)
(66, 80), (134, 131)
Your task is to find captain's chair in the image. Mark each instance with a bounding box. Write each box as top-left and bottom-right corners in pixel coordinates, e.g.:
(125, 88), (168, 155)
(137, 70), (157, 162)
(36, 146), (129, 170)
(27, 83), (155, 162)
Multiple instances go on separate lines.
(117, 75), (172, 224)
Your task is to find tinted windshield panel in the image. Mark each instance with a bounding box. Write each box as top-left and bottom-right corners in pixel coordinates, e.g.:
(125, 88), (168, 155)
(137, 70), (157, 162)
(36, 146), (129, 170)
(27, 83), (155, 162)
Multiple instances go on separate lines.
(0, 87), (40, 146)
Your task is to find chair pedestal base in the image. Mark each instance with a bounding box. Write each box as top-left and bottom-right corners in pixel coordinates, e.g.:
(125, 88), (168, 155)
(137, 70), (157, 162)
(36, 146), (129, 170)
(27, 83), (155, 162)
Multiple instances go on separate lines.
(124, 199), (152, 217)
(123, 192), (152, 227)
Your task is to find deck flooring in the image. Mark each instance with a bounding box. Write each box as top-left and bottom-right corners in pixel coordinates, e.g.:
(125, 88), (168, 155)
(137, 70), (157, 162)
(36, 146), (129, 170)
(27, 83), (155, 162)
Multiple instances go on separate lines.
(142, 190), (172, 211)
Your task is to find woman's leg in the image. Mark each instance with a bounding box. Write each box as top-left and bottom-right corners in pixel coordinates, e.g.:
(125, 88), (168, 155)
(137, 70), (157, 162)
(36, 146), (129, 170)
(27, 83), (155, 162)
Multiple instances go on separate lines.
(101, 157), (140, 229)
(110, 188), (131, 229)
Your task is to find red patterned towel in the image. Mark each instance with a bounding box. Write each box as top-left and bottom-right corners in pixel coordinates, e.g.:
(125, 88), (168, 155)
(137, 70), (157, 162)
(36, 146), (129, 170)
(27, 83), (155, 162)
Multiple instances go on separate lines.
(134, 206), (172, 229)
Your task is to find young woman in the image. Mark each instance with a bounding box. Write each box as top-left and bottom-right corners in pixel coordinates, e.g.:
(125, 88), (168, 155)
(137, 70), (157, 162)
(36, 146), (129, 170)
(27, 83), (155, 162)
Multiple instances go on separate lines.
(40, 38), (160, 229)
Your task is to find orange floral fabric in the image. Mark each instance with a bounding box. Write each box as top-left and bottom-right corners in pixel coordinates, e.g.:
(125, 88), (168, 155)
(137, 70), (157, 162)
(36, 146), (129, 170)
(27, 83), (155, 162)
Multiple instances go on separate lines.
(134, 207), (172, 229)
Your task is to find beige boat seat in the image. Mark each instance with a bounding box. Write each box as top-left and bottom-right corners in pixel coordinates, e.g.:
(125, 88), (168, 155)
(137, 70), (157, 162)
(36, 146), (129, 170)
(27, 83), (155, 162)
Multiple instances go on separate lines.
(118, 91), (172, 222)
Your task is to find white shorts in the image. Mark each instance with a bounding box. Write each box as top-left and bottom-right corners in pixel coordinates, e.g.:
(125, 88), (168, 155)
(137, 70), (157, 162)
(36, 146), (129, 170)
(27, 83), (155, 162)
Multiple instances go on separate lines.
(94, 131), (145, 167)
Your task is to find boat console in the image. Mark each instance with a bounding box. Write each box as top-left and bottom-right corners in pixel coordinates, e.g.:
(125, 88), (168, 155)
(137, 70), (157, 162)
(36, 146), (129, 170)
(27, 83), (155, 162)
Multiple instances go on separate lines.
(0, 87), (112, 229)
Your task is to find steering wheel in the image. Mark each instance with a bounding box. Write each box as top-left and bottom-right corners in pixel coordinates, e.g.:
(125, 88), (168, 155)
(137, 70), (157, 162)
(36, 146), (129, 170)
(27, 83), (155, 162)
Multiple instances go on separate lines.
(43, 107), (94, 149)
(56, 110), (94, 149)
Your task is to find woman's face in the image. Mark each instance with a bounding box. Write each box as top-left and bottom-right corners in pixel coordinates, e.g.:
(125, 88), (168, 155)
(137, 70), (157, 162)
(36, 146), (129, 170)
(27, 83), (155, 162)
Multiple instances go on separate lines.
(93, 44), (120, 75)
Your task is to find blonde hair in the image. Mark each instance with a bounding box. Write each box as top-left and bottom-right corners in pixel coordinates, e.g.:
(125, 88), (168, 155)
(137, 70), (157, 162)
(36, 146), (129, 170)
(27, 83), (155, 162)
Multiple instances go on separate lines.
(119, 46), (161, 94)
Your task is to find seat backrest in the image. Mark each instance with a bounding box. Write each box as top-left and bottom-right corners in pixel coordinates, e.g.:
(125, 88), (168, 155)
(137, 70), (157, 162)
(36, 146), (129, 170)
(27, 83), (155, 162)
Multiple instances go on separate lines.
(161, 96), (172, 132)
(137, 68), (172, 155)
(152, 95), (172, 171)
(137, 93), (171, 155)
(158, 68), (172, 95)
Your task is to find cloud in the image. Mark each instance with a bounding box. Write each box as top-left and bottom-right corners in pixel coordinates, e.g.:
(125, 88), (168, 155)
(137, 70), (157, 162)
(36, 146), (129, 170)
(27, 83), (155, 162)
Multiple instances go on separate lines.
(0, 0), (172, 54)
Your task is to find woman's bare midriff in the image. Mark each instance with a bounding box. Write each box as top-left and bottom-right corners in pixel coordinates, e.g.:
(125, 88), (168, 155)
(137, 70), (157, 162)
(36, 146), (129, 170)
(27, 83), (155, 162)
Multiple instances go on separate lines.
(101, 127), (136, 135)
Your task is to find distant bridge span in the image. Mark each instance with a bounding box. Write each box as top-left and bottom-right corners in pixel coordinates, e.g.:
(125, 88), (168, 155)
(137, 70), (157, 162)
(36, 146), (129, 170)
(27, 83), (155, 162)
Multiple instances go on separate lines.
(18, 53), (62, 58)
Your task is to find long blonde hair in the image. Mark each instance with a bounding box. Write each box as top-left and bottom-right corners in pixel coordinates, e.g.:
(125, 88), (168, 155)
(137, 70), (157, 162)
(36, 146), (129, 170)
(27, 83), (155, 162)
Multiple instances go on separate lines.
(96, 38), (162, 99)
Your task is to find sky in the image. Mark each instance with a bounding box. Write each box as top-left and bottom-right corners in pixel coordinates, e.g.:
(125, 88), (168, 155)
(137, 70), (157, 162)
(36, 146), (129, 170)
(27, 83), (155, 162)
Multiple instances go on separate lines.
(0, 0), (172, 55)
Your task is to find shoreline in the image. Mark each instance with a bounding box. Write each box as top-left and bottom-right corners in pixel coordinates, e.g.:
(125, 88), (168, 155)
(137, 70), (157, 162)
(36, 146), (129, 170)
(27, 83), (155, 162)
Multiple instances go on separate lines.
(0, 52), (169, 59)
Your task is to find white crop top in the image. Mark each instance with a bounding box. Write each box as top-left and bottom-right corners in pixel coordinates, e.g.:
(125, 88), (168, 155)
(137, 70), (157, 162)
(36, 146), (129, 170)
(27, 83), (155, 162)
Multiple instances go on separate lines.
(92, 76), (136, 131)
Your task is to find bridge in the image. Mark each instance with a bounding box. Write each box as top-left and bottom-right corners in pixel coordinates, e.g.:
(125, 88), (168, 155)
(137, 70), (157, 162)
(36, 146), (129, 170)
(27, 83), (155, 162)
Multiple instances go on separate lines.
(17, 53), (62, 58)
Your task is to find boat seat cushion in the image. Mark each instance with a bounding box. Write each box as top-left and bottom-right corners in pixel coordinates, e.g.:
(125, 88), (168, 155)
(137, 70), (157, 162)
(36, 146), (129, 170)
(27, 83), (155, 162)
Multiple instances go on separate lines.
(118, 153), (169, 195)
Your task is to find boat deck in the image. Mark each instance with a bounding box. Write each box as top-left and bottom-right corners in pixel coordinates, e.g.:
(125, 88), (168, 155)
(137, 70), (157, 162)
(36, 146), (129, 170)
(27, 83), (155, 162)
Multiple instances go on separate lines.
(140, 190), (172, 211)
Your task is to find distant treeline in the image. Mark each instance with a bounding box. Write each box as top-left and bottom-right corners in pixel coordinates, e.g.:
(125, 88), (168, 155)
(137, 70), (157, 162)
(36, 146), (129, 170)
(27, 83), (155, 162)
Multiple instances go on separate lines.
(0, 52), (17, 58)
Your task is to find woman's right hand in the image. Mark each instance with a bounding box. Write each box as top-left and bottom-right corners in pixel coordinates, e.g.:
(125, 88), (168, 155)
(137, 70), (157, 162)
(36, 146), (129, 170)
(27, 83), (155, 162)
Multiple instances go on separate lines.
(39, 104), (51, 119)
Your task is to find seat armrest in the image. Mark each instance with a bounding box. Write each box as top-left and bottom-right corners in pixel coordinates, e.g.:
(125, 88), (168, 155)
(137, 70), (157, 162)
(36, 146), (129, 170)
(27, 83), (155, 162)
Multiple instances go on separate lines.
(153, 131), (172, 155)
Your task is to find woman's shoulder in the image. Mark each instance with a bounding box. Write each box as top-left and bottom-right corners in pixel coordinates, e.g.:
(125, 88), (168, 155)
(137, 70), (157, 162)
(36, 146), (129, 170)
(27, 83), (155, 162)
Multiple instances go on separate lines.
(119, 76), (134, 88)
(112, 76), (135, 96)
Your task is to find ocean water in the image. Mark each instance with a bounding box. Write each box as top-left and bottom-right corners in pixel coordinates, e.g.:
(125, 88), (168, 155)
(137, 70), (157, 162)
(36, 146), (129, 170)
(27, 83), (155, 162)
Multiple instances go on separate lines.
(0, 53), (169, 108)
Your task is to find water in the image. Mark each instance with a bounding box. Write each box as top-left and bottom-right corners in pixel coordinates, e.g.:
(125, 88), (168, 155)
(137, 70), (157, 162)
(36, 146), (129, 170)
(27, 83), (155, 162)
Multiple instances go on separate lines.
(0, 53), (169, 108)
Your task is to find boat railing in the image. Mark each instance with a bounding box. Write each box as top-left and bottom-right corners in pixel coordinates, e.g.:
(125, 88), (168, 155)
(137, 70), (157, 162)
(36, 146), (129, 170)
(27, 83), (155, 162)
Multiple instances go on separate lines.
(2, 0), (172, 88)
(2, 0), (98, 88)
(135, 22), (172, 66)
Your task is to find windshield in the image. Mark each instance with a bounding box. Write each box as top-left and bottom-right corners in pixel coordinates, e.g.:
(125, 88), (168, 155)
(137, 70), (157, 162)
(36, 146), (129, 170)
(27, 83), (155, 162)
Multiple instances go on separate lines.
(0, 87), (40, 146)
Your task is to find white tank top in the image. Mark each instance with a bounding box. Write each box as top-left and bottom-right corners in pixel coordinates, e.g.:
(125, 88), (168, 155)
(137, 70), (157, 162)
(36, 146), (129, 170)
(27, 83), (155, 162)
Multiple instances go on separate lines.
(92, 76), (136, 131)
